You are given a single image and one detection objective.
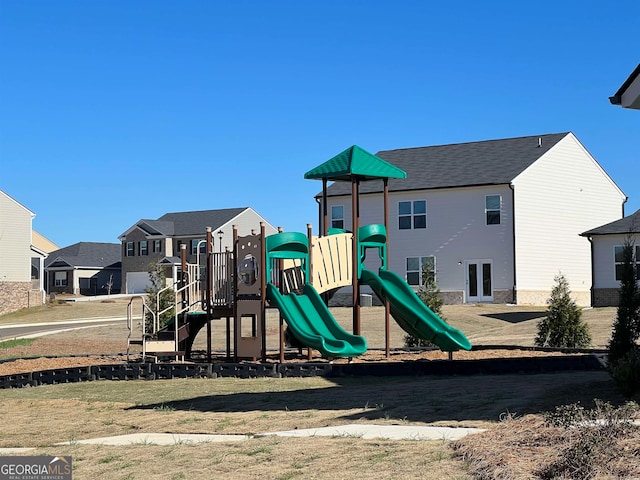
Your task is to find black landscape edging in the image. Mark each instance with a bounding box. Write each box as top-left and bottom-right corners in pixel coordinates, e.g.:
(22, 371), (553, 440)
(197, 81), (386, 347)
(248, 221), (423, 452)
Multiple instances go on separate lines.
(0, 354), (605, 389)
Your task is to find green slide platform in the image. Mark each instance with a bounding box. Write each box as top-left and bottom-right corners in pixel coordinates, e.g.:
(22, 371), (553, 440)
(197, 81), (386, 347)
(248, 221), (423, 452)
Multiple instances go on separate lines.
(360, 268), (472, 352)
(266, 283), (367, 358)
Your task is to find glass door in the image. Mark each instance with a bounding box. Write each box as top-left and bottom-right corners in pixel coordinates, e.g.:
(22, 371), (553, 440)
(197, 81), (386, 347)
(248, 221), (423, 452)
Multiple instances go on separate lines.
(466, 260), (493, 302)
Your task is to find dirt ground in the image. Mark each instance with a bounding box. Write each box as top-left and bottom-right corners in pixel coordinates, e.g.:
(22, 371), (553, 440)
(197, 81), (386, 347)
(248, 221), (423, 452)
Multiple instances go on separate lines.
(0, 300), (616, 376)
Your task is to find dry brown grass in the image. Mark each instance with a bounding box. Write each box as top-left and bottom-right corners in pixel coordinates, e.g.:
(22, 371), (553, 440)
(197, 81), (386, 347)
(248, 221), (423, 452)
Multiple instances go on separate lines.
(0, 370), (629, 479)
(0, 299), (630, 479)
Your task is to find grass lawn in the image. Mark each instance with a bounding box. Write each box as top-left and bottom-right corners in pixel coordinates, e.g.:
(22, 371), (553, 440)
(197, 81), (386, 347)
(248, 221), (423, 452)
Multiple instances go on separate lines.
(0, 298), (634, 479)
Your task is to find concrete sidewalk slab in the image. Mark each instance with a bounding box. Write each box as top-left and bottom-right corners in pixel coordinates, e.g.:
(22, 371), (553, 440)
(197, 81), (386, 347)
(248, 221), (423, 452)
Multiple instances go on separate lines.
(260, 424), (485, 441)
(56, 433), (250, 446)
(49, 425), (484, 448)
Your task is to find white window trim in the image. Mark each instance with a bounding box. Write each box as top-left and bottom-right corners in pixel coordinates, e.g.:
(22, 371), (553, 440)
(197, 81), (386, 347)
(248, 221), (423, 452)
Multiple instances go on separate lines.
(405, 255), (436, 286)
(54, 271), (67, 287)
(398, 200), (427, 230)
(485, 195), (502, 225)
(614, 245), (640, 281)
(331, 205), (345, 230)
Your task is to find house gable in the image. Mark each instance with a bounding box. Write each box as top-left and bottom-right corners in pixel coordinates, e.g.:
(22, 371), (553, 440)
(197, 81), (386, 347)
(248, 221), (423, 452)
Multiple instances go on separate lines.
(509, 133), (626, 303)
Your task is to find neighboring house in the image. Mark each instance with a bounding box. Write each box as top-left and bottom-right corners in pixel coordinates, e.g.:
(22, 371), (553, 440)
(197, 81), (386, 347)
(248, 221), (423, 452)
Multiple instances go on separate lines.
(580, 209), (640, 306)
(609, 64), (640, 110)
(319, 132), (626, 305)
(31, 230), (59, 293)
(119, 207), (277, 294)
(0, 189), (47, 315)
(32, 230), (59, 254)
(44, 242), (122, 296)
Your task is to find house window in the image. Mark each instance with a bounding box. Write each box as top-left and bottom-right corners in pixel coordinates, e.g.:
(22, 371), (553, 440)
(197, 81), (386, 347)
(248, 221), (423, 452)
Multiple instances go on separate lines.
(331, 205), (344, 229)
(399, 200), (426, 230)
(614, 245), (640, 281)
(54, 271), (68, 287)
(139, 241), (148, 256)
(153, 239), (162, 253)
(125, 242), (134, 257)
(486, 195), (501, 225)
(175, 241), (183, 256)
(191, 239), (205, 255)
(406, 256), (436, 286)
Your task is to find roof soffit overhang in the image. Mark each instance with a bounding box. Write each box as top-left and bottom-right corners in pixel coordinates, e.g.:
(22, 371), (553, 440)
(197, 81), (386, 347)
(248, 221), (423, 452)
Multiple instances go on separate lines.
(610, 64), (640, 109)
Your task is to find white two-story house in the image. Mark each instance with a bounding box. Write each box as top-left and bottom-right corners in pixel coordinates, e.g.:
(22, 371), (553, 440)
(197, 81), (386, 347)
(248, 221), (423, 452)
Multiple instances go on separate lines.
(0, 189), (47, 315)
(319, 132), (626, 305)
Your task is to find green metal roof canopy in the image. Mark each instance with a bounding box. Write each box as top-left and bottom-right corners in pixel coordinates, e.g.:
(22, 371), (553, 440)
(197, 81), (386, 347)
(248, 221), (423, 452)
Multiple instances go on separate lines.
(304, 145), (406, 181)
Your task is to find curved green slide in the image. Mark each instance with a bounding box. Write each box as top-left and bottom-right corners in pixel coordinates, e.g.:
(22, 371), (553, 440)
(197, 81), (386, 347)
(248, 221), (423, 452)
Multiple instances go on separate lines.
(266, 283), (367, 358)
(360, 268), (471, 352)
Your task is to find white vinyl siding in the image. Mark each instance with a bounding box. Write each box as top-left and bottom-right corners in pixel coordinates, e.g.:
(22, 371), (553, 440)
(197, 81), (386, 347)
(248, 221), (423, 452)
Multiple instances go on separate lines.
(215, 208), (278, 253)
(512, 133), (626, 299)
(590, 235), (632, 289)
(0, 191), (35, 282)
(328, 185), (515, 295)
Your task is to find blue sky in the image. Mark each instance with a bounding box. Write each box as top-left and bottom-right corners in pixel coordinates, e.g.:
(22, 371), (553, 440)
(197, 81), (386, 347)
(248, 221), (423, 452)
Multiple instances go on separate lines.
(1, 0), (638, 248)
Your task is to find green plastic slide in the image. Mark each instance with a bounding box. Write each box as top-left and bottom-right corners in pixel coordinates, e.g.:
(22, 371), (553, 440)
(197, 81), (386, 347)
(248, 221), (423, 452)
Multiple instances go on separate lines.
(266, 282), (367, 358)
(360, 268), (472, 352)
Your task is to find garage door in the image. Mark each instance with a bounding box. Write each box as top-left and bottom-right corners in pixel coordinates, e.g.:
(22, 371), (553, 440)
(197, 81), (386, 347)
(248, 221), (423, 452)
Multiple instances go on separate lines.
(126, 272), (151, 294)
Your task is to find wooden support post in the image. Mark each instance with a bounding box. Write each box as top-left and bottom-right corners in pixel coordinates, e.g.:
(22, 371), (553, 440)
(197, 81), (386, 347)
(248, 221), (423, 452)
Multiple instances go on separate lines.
(279, 314), (285, 363)
(232, 225), (238, 362)
(260, 222), (267, 362)
(206, 227), (212, 363)
(322, 178), (328, 236)
(180, 244), (187, 362)
(383, 178), (391, 358)
(351, 178), (361, 335)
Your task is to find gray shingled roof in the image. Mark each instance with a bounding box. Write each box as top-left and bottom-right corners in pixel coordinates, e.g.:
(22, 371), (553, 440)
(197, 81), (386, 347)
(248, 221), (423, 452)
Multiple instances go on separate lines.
(322, 133), (570, 196)
(581, 209), (640, 236)
(157, 208), (248, 236)
(137, 220), (175, 236)
(45, 242), (121, 268)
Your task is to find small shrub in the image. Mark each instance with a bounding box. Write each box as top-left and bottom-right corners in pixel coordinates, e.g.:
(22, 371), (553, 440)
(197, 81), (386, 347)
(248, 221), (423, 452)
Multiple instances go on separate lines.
(609, 347), (640, 396)
(144, 263), (175, 335)
(608, 238), (640, 365)
(535, 274), (591, 348)
(404, 276), (444, 348)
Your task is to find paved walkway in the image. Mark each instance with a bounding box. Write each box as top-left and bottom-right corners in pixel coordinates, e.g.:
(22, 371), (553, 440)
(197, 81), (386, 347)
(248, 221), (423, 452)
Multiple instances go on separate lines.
(0, 317), (127, 340)
(0, 425), (485, 451)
